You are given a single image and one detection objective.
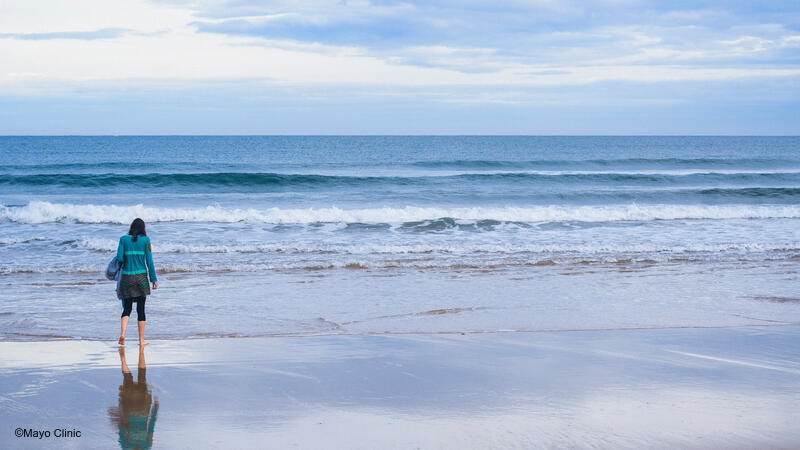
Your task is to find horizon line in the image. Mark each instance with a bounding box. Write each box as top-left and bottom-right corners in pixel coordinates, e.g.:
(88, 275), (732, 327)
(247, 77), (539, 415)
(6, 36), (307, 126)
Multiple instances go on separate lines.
(1, 134), (799, 138)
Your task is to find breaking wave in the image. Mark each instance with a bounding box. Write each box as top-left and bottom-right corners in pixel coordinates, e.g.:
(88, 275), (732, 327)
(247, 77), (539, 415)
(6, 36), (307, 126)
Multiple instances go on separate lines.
(3, 201), (800, 224)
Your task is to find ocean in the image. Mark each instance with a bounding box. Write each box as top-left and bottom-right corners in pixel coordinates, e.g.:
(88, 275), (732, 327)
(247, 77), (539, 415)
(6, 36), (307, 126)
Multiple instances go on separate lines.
(1, 136), (798, 340)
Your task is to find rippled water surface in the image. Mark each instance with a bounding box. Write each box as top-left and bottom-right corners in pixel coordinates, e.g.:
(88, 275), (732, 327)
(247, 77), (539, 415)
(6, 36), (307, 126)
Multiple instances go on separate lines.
(1, 136), (798, 339)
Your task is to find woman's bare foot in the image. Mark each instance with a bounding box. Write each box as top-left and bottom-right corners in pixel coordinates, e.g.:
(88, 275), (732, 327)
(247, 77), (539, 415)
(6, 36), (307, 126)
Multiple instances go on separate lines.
(139, 340), (149, 346)
(118, 336), (125, 345)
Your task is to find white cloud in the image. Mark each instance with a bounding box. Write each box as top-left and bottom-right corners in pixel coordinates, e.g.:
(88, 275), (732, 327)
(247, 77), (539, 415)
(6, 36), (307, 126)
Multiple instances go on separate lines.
(0, 0), (191, 34)
(0, 0), (798, 103)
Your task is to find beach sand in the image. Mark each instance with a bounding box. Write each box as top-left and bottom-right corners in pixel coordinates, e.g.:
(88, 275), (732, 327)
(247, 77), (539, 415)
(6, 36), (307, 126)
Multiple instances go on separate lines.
(2, 326), (800, 449)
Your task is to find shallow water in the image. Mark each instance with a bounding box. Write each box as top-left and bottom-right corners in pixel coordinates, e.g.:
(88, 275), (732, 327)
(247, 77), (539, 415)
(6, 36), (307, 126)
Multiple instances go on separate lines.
(2, 328), (800, 448)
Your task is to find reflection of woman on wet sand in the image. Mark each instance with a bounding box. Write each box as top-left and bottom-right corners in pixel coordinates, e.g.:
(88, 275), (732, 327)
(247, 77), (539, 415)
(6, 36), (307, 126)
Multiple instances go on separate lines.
(108, 347), (159, 450)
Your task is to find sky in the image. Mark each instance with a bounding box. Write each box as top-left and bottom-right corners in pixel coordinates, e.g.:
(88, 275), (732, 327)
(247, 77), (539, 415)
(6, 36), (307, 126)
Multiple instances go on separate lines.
(0, 0), (799, 134)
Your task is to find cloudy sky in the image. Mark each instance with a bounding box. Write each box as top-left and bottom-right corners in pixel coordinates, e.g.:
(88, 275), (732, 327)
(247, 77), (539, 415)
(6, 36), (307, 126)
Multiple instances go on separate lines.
(1, 0), (799, 134)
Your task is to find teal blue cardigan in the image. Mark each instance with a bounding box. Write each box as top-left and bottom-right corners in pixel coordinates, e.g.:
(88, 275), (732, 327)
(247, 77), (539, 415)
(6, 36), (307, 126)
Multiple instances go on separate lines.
(116, 235), (158, 283)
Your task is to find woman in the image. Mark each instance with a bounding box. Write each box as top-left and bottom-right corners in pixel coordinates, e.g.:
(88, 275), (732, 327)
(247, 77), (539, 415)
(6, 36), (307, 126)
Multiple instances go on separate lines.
(116, 218), (158, 346)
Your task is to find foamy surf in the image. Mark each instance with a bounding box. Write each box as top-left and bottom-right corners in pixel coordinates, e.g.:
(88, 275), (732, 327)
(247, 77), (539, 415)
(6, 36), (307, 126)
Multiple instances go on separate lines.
(3, 201), (800, 224)
(73, 237), (799, 255)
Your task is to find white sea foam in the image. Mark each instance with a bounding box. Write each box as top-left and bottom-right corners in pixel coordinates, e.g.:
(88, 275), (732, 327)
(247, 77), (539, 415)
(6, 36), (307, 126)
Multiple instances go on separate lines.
(3, 201), (800, 224)
(2, 246), (796, 275)
(75, 237), (798, 255)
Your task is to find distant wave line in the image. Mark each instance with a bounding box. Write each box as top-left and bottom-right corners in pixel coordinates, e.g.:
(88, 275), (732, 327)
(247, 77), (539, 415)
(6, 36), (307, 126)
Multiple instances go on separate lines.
(3, 157), (795, 172)
(410, 158), (798, 169)
(3, 170), (800, 187)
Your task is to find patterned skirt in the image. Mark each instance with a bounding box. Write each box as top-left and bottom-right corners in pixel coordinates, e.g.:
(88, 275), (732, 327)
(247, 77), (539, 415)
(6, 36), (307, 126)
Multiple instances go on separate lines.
(119, 273), (151, 298)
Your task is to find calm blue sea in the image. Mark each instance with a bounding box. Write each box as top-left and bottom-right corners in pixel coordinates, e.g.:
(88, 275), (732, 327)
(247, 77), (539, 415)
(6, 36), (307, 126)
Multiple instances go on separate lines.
(1, 136), (798, 339)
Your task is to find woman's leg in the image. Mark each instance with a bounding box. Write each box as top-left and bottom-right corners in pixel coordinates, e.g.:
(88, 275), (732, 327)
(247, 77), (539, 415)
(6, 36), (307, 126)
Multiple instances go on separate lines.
(120, 298), (133, 344)
(136, 297), (148, 346)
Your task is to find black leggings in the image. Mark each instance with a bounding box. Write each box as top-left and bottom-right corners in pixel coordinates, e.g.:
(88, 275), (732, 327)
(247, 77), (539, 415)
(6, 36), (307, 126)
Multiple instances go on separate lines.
(121, 296), (146, 322)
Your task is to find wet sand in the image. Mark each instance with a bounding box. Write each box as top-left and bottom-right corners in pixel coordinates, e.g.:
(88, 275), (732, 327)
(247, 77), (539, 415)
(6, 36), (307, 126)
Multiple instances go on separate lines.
(2, 326), (800, 449)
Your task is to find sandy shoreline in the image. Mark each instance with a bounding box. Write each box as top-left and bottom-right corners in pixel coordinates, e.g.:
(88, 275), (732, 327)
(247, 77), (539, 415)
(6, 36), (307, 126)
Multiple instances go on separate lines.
(2, 326), (800, 449)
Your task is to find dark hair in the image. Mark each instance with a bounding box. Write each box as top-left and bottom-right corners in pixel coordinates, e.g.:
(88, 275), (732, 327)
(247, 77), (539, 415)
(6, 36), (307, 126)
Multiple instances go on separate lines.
(128, 218), (147, 242)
